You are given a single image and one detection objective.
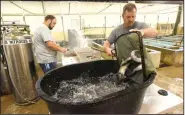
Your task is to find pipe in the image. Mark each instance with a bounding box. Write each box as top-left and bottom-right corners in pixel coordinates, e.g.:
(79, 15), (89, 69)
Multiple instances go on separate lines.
(41, 1), (46, 16)
(2, 10), (182, 16)
(20, 1), (26, 25)
(171, 5), (182, 35)
(9, 1), (36, 15)
(1, 14), (4, 24)
(68, 3), (70, 14)
(1, 24), (29, 27)
(97, 4), (112, 14)
(165, 17), (169, 35)
(104, 16), (106, 38)
(60, 2), (66, 41)
(61, 16), (66, 41)
(79, 15), (81, 30)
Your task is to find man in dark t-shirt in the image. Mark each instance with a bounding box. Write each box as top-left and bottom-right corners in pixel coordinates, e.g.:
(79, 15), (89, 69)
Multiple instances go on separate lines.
(103, 3), (158, 56)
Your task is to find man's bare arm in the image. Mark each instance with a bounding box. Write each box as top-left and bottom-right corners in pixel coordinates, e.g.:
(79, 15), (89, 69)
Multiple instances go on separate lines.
(141, 28), (158, 38)
(103, 40), (113, 56)
(130, 27), (158, 38)
(46, 41), (67, 53)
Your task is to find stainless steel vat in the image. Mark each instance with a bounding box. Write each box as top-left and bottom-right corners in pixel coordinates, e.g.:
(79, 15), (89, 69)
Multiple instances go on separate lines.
(2, 25), (39, 105)
(0, 59), (12, 95)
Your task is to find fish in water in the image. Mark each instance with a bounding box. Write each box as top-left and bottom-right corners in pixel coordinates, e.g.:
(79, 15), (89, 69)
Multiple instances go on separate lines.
(117, 57), (132, 80)
(116, 50), (143, 85)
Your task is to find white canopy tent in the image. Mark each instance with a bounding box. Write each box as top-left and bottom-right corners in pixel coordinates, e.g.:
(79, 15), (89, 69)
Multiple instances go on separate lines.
(1, 1), (183, 39)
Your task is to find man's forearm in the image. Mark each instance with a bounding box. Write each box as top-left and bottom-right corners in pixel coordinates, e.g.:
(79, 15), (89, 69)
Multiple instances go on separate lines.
(103, 40), (111, 49)
(103, 40), (113, 56)
(141, 28), (158, 38)
(48, 43), (62, 51)
(47, 41), (65, 52)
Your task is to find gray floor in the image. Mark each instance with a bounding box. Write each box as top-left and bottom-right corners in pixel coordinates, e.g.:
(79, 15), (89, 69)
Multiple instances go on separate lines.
(1, 65), (183, 114)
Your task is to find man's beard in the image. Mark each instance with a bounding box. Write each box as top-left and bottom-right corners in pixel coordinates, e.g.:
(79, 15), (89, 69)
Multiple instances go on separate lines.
(128, 21), (134, 26)
(49, 24), (53, 30)
(48, 21), (53, 30)
(124, 20), (134, 27)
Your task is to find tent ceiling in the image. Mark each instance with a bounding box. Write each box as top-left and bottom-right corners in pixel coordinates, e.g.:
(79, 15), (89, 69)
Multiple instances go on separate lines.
(1, 1), (181, 16)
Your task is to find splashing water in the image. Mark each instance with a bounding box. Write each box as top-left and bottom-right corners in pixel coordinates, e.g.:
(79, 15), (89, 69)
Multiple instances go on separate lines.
(52, 72), (129, 104)
(75, 29), (89, 48)
(68, 29), (88, 49)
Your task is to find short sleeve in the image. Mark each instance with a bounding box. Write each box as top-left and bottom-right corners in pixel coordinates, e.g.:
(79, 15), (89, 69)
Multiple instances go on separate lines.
(107, 29), (116, 45)
(40, 29), (53, 42)
(141, 22), (150, 29)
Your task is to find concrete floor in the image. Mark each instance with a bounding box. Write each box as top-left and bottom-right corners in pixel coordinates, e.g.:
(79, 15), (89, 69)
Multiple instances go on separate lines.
(1, 65), (183, 114)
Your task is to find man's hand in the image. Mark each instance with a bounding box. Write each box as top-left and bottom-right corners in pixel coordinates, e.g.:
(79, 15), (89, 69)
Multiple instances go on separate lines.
(59, 47), (68, 53)
(129, 28), (144, 36)
(130, 28), (158, 38)
(46, 41), (68, 53)
(103, 40), (114, 56)
(105, 47), (113, 56)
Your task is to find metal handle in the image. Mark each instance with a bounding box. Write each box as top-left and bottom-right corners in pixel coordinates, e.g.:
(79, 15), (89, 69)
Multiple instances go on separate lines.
(133, 31), (146, 79)
(111, 49), (117, 60)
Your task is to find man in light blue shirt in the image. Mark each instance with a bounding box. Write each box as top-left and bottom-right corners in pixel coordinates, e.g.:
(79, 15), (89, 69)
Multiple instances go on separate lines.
(34, 15), (67, 73)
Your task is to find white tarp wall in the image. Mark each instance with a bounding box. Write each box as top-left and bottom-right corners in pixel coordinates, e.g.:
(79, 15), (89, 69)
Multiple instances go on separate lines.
(1, 1), (183, 40)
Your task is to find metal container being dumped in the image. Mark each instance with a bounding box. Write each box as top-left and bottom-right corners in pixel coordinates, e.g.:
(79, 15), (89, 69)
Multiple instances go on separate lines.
(36, 32), (156, 114)
(2, 24), (39, 105)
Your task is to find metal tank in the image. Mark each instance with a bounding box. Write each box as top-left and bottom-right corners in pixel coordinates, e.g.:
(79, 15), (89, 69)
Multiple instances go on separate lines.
(0, 53), (12, 95)
(1, 24), (39, 105)
(0, 28), (12, 95)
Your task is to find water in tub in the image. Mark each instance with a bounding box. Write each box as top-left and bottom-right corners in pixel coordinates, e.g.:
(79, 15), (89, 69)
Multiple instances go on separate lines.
(52, 72), (129, 104)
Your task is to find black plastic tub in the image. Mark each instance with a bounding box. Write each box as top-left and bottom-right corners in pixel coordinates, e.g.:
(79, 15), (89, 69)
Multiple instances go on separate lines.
(36, 60), (155, 114)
